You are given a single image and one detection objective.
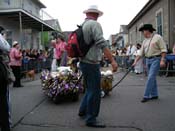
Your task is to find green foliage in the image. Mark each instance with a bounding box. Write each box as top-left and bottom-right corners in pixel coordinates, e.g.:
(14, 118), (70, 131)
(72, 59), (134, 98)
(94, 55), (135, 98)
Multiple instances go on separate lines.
(41, 32), (49, 47)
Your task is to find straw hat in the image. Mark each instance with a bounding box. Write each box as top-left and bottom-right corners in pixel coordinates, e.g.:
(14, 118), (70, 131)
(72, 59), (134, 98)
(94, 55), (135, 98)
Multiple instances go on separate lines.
(83, 5), (103, 17)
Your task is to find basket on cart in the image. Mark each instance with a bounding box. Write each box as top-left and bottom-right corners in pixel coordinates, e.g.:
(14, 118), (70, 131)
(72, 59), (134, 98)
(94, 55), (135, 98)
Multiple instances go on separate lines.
(40, 67), (83, 104)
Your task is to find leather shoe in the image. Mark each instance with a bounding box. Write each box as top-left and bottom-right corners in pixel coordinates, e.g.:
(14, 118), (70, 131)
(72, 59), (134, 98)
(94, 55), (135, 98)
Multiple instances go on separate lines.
(150, 96), (159, 100)
(86, 122), (106, 128)
(13, 85), (24, 88)
(78, 112), (86, 117)
(141, 98), (150, 103)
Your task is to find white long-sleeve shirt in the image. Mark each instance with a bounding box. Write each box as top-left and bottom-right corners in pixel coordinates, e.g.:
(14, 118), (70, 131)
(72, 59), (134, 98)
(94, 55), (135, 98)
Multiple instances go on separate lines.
(0, 34), (10, 52)
(126, 45), (137, 56)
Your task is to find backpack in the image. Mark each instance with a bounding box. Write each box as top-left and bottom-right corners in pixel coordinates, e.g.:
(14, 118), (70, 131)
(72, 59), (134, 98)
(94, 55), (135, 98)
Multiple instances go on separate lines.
(66, 25), (94, 58)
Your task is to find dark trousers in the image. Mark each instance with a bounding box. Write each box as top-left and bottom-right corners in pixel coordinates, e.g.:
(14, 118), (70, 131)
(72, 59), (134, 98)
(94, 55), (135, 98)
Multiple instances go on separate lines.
(127, 58), (134, 71)
(11, 66), (21, 87)
(79, 62), (101, 124)
(0, 62), (10, 131)
(56, 59), (61, 67)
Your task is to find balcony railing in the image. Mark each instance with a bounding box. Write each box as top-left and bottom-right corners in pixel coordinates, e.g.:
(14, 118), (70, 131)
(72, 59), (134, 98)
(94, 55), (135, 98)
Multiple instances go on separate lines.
(0, 0), (57, 30)
(40, 9), (54, 21)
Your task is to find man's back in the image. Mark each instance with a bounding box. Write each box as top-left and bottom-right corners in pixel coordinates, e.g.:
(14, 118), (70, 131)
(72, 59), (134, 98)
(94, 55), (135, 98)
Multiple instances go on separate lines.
(82, 20), (108, 64)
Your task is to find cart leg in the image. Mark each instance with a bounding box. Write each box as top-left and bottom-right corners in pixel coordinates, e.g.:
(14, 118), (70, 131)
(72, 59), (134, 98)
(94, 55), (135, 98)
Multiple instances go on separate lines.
(72, 93), (79, 102)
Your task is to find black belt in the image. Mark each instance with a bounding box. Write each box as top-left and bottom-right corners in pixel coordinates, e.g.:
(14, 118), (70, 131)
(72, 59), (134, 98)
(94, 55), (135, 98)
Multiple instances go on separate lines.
(145, 55), (161, 59)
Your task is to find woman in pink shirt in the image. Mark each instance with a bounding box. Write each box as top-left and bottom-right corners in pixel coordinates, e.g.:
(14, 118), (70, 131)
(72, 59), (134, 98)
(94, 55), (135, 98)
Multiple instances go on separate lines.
(52, 37), (67, 66)
(9, 41), (23, 87)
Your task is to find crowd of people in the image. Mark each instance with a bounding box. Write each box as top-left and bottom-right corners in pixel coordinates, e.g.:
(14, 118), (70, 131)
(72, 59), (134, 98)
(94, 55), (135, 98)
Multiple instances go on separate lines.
(115, 44), (144, 74)
(114, 42), (175, 75)
(21, 48), (50, 72)
(102, 44), (145, 75)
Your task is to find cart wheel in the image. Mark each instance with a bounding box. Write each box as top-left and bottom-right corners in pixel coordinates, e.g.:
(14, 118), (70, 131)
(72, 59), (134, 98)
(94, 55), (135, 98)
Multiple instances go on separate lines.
(105, 91), (110, 96)
(53, 95), (62, 104)
(101, 90), (105, 98)
(72, 93), (79, 102)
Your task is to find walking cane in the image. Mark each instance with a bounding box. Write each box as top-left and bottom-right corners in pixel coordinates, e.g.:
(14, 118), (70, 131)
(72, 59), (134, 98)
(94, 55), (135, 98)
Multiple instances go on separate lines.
(112, 66), (133, 89)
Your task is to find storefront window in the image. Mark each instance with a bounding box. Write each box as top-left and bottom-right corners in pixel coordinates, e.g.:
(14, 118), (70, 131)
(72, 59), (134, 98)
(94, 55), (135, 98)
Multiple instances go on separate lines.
(156, 9), (163, 36)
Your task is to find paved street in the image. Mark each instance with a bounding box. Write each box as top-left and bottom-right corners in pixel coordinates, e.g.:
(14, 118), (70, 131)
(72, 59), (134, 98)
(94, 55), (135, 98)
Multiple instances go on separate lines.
(10, 71), (175, 131)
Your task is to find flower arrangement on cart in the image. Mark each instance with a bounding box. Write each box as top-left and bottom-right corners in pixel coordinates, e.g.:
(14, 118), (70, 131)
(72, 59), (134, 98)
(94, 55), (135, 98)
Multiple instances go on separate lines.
(40, 67), (83, 104)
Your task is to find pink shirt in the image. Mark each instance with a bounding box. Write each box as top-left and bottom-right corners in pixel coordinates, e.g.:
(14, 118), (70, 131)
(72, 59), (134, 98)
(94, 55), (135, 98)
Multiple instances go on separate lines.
(9, 48), (22, 66)
(54, 42), (66, 59)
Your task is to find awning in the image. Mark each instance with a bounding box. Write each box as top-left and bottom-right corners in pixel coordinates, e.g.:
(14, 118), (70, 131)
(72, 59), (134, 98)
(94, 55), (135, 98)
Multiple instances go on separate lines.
(0, 9), (55, 31)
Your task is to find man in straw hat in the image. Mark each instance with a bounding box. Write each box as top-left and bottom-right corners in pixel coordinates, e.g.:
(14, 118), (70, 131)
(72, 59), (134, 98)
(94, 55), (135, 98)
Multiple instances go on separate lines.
(133, 24), (167, 103)
(78, 5), (118, 128)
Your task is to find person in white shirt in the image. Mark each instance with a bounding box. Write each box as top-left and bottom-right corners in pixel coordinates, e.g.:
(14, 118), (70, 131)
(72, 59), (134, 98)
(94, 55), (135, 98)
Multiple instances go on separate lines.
(134, 43), (143, 74)
(0, 26), (11, 131)
(126, 44), (137, 56)
(126, 44), (137, 70)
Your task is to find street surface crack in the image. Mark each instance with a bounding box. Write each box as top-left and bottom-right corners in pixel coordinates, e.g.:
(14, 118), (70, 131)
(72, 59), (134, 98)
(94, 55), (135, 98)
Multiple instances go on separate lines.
(12, 97), (47, 129)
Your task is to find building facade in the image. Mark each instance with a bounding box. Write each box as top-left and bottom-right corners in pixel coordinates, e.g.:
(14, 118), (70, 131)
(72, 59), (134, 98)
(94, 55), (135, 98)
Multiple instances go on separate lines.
(128, 0), (175, 49)
(115, 25), (128, 49)
(0, 0), (60, 49)
(62, 31), (72, 42)
(108, 34), (117, 48)
(0, 0), (45, 18)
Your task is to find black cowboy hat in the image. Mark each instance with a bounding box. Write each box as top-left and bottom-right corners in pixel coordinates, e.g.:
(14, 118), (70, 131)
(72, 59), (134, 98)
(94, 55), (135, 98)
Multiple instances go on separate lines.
(139, 24), (156, 32)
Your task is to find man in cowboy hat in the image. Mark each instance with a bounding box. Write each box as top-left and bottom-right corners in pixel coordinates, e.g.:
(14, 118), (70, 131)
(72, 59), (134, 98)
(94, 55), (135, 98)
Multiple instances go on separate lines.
(78, 5), (118, 128)
(133, 24), (167, 103)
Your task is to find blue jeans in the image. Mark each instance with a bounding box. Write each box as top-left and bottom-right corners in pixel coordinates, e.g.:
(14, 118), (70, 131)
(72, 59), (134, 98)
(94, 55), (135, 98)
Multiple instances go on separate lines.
(144, 57), (160, 98)
(79, 62), (101, 124)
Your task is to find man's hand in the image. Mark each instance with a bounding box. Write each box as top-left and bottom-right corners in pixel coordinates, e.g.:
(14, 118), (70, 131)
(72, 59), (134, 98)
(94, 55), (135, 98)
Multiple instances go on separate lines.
(111, 60), (118, 72)
(160, 53), (166, 68)
(160, 59), (166, 68)
(132, 61), (137, 67)
(132, 56), (141, 67)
